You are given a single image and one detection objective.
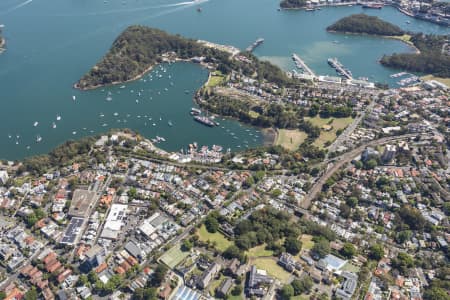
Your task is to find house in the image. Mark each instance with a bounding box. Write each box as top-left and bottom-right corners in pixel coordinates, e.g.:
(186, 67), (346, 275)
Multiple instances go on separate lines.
(278, 252), (300, 272)
(216, 278), (233, 298)
(197, 263), (221, 289)
(246, 265), (273, 297)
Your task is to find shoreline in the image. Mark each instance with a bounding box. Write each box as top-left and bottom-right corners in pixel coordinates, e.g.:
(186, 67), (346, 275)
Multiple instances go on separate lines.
(263, 128), (277, 146)
(0, 37), (5, 53)
(74, 58), (209, 91)
(327, 30), (420, 54)
(74, 64), (156, 91)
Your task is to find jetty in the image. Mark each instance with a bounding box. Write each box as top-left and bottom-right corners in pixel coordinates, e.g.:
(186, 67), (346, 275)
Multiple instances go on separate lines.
(327, 57), (353, 80)
(245, 38), (264, 52)
(292, 53), (315, 76)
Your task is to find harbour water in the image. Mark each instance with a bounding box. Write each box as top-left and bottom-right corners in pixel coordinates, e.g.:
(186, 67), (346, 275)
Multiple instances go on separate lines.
(0, 0), (448, 159)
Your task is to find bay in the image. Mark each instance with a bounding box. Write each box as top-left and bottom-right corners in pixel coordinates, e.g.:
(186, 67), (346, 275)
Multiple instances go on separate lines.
(0, 0), (447, 160)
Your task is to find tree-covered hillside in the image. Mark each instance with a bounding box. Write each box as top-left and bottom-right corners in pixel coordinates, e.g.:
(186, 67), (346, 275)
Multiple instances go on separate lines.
(381, 34), (450, 78)
(327, 14), (405, 36)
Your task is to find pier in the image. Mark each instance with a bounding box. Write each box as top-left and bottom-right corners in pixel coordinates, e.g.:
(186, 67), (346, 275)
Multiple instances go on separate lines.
(327, 57), (353, 80)
(245, 38), (264, 52)
(292, 53), (315, 77)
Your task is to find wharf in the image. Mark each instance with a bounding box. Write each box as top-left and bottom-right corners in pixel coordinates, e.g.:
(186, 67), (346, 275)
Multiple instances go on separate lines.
(245, 38), (264, 52)
(327, 57), (353, 80)
(292, 53), (315, 76)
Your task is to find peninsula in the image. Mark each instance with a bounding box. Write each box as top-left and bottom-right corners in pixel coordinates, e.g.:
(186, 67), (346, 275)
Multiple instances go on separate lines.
(75, 26), (232, 90)
(326, 14), (405, 36)
(280, 0), (307, 9)
(381, 33), (450, 78)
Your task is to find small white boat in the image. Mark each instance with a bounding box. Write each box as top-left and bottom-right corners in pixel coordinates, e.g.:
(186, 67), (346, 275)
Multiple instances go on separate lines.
(99, 113), (105, 118)
(120, 85), (126, 89)
(33, 121), (39, 127)
(106, 96), (112, 101)
(36, 135), (42, 143)
(102, 123), (108, 127)
(56, 114), (61, 121)
(72, 95), (76, 101)
(113, 112), (119, 116)
(152, 123), (156, 126)
(72, 131), (77, 135)
(52, 122), (56, 129)
(8, 135), (11, 139)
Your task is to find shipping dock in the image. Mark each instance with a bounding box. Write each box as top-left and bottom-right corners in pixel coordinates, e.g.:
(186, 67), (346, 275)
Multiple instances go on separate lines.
(327, 57), (353, 80)
(292, 53), (316, 76)
(245, 38), (264, 52)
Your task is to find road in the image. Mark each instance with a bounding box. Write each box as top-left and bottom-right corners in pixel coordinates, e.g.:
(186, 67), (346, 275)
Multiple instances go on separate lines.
(301, 133), (419, 209)
(326, 100), (376, 157)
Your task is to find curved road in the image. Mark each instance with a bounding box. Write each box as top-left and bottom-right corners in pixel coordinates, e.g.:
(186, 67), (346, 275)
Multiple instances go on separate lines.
(301, 133), (419, 209)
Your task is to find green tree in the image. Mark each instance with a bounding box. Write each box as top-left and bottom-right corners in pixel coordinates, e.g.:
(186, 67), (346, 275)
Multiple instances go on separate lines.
(291, 276), (313, 295)
(423, 287), (450, 300)
(204, 214), (219, 233)
(151, 264), (168, 287)
(24, 287), (38, 300)
(280, 284), (294, 300)
(0, 291), (7, 300)
(231, 285), (242, 296)
(181, 239), (193, 252)
(284, 237), (302, 255)
(340, 243), (356, 259)
(311, 239), (330, 259)
(369, 244), (385, 261)
(346, 196), (358, 208)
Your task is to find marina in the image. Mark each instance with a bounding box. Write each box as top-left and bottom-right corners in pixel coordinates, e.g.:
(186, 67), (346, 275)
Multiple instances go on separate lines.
(292, 53), (316, 76)
(0, 0), (446, 159)
(327, 57), (353, 79)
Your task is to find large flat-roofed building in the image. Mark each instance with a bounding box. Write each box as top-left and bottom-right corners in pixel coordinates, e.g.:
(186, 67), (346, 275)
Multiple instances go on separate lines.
(68, 190), (97, 218)
(100, 204), (128, 240)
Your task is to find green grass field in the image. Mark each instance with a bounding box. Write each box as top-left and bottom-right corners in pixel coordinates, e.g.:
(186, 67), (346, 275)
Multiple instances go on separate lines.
(207, 71), (226, 87)
(159, 243), (190, 269)
(275, 129), (308, 151)
(197, 224), (233, 252)
(341, 262), (360, 273)
(305, 117), (353, 148)
(421, 75), (450, 87)
(246, 244), (274, 258)
(300, 234), (315, 251)
(252, 257), (292, 283)
(209, 274), (225, 295)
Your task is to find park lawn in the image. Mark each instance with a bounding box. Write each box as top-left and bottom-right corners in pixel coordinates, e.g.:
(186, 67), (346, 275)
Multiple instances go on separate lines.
(160, 243), (190, 269)
(252, 257), (291, 283)
(421, 75), (450, 87)
(228, 295), (244, 300)
(197, 224), (233, 252)
(300, 234), (315, 251)
(341, 262), (360, 273)
(291, 296), (310, 300)
(207, 70), (226, 87)
(305, 116), (353, 148)
(249, 110), (260, 119)
(209, 274), (225, 295)
(275, 129), (308, 151)
(246, 244), (274, 258)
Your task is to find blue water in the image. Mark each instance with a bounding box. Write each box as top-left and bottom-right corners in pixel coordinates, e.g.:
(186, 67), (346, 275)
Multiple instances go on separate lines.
(0, 0), (448, 159)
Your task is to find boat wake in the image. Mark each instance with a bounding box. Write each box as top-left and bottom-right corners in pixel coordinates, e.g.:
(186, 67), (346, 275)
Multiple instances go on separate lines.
(73, 0), (208, 16)
(1, 0), (33, 15)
